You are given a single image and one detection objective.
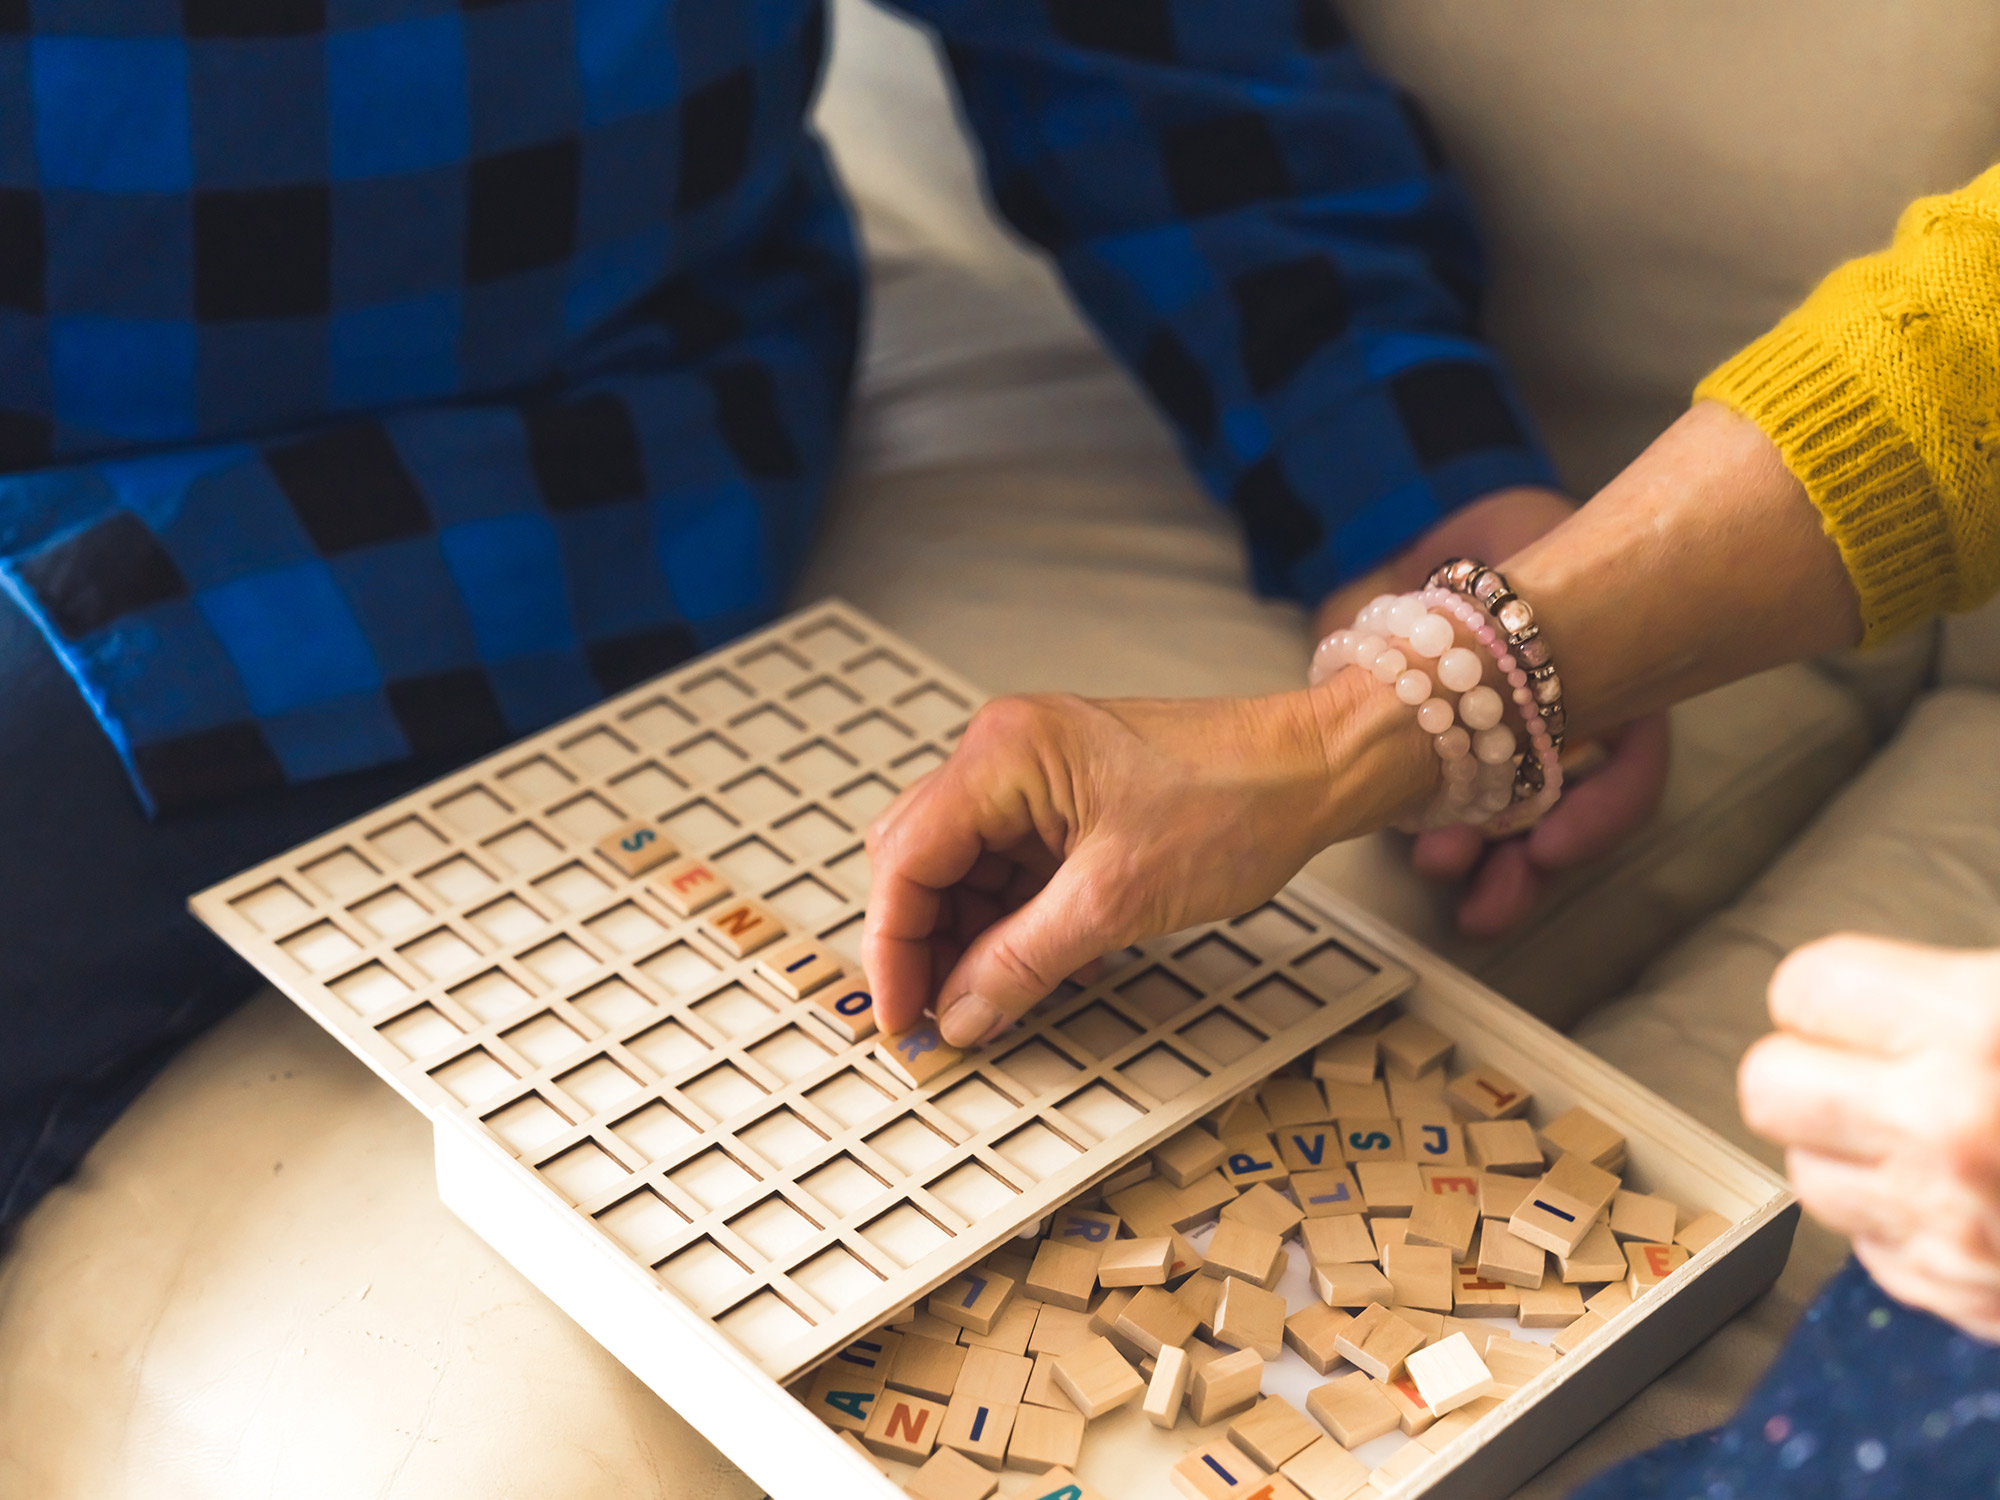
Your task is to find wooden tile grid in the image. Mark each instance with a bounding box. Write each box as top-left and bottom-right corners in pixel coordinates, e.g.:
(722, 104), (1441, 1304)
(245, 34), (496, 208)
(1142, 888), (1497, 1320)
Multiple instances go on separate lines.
(192, 604), (1411, 1382)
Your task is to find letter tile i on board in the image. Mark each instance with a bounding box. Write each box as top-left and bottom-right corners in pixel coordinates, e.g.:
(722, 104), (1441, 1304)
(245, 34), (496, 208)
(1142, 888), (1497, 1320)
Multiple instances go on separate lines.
(648, 854), (732, 916)
(754, 935), (842, 998)
(811, 979), (878, 1042)
(595, 819), (677, 877)
(877, 1020), (964, 1086)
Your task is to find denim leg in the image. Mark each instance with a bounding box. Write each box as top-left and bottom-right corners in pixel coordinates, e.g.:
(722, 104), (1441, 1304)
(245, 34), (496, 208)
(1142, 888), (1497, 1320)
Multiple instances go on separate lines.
(1571, 1257), (2000, 1499)
(0, 591), (450, 1236)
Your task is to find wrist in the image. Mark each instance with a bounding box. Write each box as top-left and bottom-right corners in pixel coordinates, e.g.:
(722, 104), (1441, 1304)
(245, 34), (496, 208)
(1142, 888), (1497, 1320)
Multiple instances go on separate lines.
(1289, 667), (1439, 847)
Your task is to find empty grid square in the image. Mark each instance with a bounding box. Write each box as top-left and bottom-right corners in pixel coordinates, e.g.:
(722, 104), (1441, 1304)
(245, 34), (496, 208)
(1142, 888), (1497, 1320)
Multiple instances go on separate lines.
(801, 1154), (889, 1218)
(690, 984), (777, 1041)
(734, 643), (810, 690)
(349, 887), (434, 940)
(738, 1107), (828, 1174)
(497, 755), (574, 805)
(671, 732), (748, 782)
(231, 881), (314, 934)
(926, 1161), (1018, 1222)
(712, 837), (791, 889)
(679, 671), (755, 717)
(519, 936), (599, 987)
(370, 816), (449, 865)
(1058, 1001), (1144, 1060)
(418, 854), (499, 904)
(763, 876), (845, 929)
(657, 1237), (754, 1303)
(991, 1039), (1081, 1098)
(1237, 975), (1322, 1031)
(662, 799), (739, 849)
(747, 1025), (833, 1083)
(467, 894), (547, 946)
(838, 711), (913, 761)
(379, 1003), (463, 1059)
(1117, 1044), (1208, 1104)
(790, 616), (866, 661)
(892, 684), (973, 736)
(483, 823), (563, 874)
(844, 649), (918, 695)
(728, 1195), (821, 1259)
(503, 1011), (589, 1068)
(789, 1245), (883, 1308)
(776, 739), (857, 790)
(450, 968), (536, 1024)
(281, 921), (363, 974)
(533, 864), (611, 913)
(1177, 1009), (1265, 1066)
(399, 928), (483, 982)
(1294, 940), (1378, 993)
(300, 848), (382, 901)
(560, 727), (638, 775)
(1055, 1083), (1144, 1143)
(637, 942), (720, 998)
(1175, 934), (1259, 989)
(595, 1187), (688, 1256)
(608, 763), (686, 816)
(484, 1093), (573, 1154)
(680, 1063), (768, 1122)
(828, 775), (896, 825)
(539, 1140), (630, 1201)
(435, 788), (512, 837)
(719, 769), (798, 822)
(329, 961), (410, 1017)
(785, 675), (862, 722)
(625, 1019), (710, 1075)
(806, 1068), (895, 1130)
(430, 1047), (517, 1106)
(727, 705), (806, 756)
(819, 916), (865, 965)
(992, 1122), (1082, 1181)
(557, 1056), (646, 1114)
(585, 902), (669, 953)
(771, 805), (852, 860)
(1118, 967), (1202, 1025)
(1231, 902), (1314, 956)
(619, 697), (696, 746)
(716, 1291), (813, 1359)
(545, 794), (624, 842)
(860, 1202), (951, 1268)
(890, 746), (948, 783)
(611, 1100), (701, 1162)
(571, 977), (657, 1032)
(865, 1115), (955, 1175)
(669, 1146), (760, 1210)
(823, 849), (870, 901)
(929, 1077), (1018, 1135)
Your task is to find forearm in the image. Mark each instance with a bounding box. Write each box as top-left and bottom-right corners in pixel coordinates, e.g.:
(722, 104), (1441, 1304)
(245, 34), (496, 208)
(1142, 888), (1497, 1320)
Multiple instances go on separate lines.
(1503, 400), (1862, 740)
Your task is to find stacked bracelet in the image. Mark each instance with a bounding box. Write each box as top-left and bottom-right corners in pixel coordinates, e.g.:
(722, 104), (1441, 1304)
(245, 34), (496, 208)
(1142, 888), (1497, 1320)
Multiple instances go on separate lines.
(1310, 562), (1567, 835)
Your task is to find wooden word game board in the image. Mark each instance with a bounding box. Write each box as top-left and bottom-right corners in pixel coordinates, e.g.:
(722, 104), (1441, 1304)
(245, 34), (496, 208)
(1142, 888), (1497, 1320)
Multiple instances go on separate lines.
(193, 603), (1412, 1383)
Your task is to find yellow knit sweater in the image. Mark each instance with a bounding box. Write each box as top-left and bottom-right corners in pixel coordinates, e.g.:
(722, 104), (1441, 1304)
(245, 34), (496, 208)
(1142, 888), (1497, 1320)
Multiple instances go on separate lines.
(1697, 164), (2000, 643)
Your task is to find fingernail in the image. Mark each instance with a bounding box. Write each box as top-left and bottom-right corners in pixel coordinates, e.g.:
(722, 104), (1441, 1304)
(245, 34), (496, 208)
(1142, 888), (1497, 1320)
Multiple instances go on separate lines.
(939, 994), (999, 1048)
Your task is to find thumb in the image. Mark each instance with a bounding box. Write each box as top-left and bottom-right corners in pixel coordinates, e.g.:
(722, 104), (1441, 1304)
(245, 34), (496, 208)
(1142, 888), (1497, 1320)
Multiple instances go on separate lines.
(934, 850), (1128, 1048)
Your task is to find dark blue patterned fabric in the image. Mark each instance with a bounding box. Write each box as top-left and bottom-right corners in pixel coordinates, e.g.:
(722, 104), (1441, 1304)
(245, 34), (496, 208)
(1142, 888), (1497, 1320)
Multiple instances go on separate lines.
(0, 0), (1555, 815)
(1573, 1257), (2000, 1499)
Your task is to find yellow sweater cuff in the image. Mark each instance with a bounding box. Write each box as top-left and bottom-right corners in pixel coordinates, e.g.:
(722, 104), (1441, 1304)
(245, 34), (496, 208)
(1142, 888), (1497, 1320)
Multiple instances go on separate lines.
(1695, 165), (2000, 644)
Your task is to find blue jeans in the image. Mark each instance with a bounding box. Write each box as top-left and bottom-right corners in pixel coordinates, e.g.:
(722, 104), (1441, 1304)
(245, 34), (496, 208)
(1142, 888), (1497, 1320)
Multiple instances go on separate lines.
(0, 588), (441, 1235)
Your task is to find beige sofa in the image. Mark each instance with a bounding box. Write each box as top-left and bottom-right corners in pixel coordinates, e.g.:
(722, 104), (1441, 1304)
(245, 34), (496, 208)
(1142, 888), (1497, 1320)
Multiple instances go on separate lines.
(6, 4), (1999, 1496)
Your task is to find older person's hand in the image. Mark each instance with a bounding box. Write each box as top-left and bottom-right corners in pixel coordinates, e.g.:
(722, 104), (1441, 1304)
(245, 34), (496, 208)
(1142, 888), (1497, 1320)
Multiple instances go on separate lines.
(1740, 934), (2000, 1341)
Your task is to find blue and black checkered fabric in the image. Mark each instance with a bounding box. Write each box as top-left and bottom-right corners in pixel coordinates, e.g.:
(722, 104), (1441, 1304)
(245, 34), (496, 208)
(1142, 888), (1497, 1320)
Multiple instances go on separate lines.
(0, 0), (1555, 815)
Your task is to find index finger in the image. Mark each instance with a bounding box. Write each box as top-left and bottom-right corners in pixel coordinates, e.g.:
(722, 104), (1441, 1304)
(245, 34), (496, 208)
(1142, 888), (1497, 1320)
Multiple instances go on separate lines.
(1768, 933), (1989, 1056)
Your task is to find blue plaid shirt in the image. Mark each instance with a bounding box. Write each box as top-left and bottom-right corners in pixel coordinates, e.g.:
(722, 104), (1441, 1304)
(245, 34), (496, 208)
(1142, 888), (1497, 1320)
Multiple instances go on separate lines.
(0, 0), (1555, 815)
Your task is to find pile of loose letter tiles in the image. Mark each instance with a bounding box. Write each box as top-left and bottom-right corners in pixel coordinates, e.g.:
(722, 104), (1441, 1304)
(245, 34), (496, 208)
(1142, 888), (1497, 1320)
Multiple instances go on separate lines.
(794, 1005), (1736, 1500)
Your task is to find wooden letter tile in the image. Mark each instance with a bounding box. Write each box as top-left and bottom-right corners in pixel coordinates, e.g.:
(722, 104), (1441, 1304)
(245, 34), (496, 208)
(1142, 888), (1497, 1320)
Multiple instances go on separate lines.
(1508, 1154), (1620, 1257)
(1222, 1182), (1305, 1238)
(1282, 1436), (1373, 1500)
(1383, 1241), (1454, 1313)
(831, 1329), (904, 1380)
(1332, 1303), (1425, 1380)
(1144, 1341), (1192, 1428)
(1005, 1404), (1085, 1473)
(1465, 1119), (1544, 1176)
(1479, 1170), (1534, 1221)
(1313, 1034), (1378, 1086)
(1556, 1220), (1627, 1284)
(1516, 1277), (1585, 1327)
(1444, 1065), (1532, 1121)
(1283, 1302), (1354, 1375)
(1097, 1235), (1174, 1288)
(1167, 1229), (1206, 1283)
(1087, 1287), (1133, 1337)
(649, 853), (732, 916)
(1025, 1240), (1099, 1313)
(1336, 1118), (1403, 1164)
(1305, 1371), (1401, 1448)
(595, 819), (677, 877)
(1482, 1335), (1559, 1391)
(1320, 1080), (1391, 1119)
(1028, 1304), (1094, 1358)
(1050, 1206), (1120, 1249)
(806, 1361), (882, 1433)
(1175, 1272), (1223, 1338)
(1309, 1259), (1392, 1309)
(1401, 1116), (1466, 1166)
(1369, 1440), (1437, 1491)
(1354, 1161), (1421, 1215)
(1109, 1178), (1185, 1239)
(753, 935), (842, 999)
(1539, 1105), (1627, 1169)
(1230, 1396), (1323, 1469)
(888, 1334), (969, 1403)
(1474, 1221), (1546, 1289)
(1610, 1189), (1678, 1245)
(930, 1269), (1017, 1336)
(1291, 1165), (1365, 1218)
(698, 896), (783, 957)
(1377, 1371), (1435, 1436)
(1204, 1218), (1284, 1285)
(1403, 1194), (1478, 1261)
(809, 978), (877, 1042)
(1404, 1332), (1494, 1415)
(1377, 1015), (1453, 1078)
(861, 1389), (947, 1462)
(961, 1298), (1037, 1356)
(1552, 1308), (1610, 1355)
(1220, 1133), (1289, 1189)
(956, 1345), (1032, 1405)
(1187, 1345), (1264, 1426)
(1153, 1126), (1229, 1187)
(1018, 1470), (1106, 1500)
(1260, 1076), (1330, 1127)
(1172, 1439), (1269, 1500)
(1214, 1276), (1287, 1360)
(1022, 1352), (1080, 1413)
(1175, 1171), (1243, 1229)
(1419, 1166), (1484, 1204)
(1301, 1214), (1376, 1265)
(1114, 1285), (1200, 1358)
(1626, 1239), (1689, 1295)
(876, 1020), (963, 1087)
(939, 1393), (1016, 1471)
(1676, 1209), (1731, 1255)
(907, 1445), (1000, 1500)
(1449, 1261), (1520, 1318)
(1051, 1335), (1145, 1419)
(1586, 1279), (1636, 1318)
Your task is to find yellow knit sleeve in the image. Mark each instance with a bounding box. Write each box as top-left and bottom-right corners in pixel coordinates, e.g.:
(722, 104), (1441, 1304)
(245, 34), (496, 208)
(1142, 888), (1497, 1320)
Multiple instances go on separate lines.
(1695, 164), (2000, 643)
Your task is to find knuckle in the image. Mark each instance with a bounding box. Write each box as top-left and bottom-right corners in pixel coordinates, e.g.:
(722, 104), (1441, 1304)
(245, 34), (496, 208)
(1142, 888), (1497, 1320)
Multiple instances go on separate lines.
(983, 936), (1056, 1004)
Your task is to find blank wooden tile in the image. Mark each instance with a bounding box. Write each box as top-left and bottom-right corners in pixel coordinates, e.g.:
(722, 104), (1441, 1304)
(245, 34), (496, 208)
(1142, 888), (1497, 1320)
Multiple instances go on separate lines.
(961, 1298), (1037, 1356)
(1309, 1259), (1392, 1309)
(1087, 1288), (1134, 1337)
(1187, 1345), (1264, 1426)
(1155, 1126), (1229, 1188)
(1302, 1214), (1376, 1265)
(1509, 1154), (1621, 1257)
(861, 1388), (947, 1462)
(648, 853), (733, 916)
(1291, 1165), (1365, 1218)
(1320, 1080), (1392, 1118)
(1405, 1332), (1494, 1415)
(1390, 1306), (1446, 1345)
(889, 1335), (969, 1402)
(1369, 1218), (1409, 1263)
(1005, 1404), (1085, 1473)
(1482, 1336), (1558, 1390)
(1413, 1393), (1503, 1452)
(1173, 1439), (1270, 1500)
(1205, 1219), (1285, 1284)
(1404, 1195), (1478, 1261)
(897, 1309), (967, 1342)
(1051, 1335), (1144, 1419)
(1176, 1272), (1223, 1337)
(876, 1020), (963, 1087)
(1557, 1221), (1627, 1283)
(1223, 1182), (1305, 1238)
(1026, 1240), (1100, 1313)
(1101, 1160), (1156, 1197)
(1449, 1261), (1520, 1317)
(699, 897), (785, 958)
(1220, 1132), (1290, 1189)
(1282, 1436), (1373, 1500)
(1305, 1370), (1401, 1448)
(1444, 1065), (1531, 1121)
(1261, 1076), (1330, 1127)
(1383, 1242), (1454, 1313)
(1313, 1034), (1378, 1086)
(1474, 1220), (1547, 1289)
(1465, 1119), (1544, 1176)
(1517, 1277), (1585, 1327)
(1479, 1171), (1534, 1221)
(1098, 1235), (1174, 1288)
(1337, 1119), (1403, 1164)
(1676, 1209), (1731, 1255)
(809, 977), (878, 1042)
(1283, 1302), (1354, 1375)
(1213, 1091), (1274, 1136)
(938, 1393), (1015, 1470)
(907, 1443), (1000, 1500)
(1215, 1276), (1287, 1360)
(1626, 1239), (1689, 1295)
(956, 1345), (1032, 1405)
(1552, 1308), (1610, 1355)
(1050, 1206), (1121, 1250)
(1355, 1161), (1421, 1216)
(806, 1359), (883, 1432)
(1368, 1438), (1436, 1491)
(1610, 1189), (1678, 1245)
(1539, 1105), (1626, 1169)
(1016, 1470), (1106, 1500)
(1230, 1396), (1323, 1469)
(1028, 1304), (1094, 1358)
(1115, 1285), (1199, 1358)
(1377, 1015), (1453, 1078)
(1022, 1352), (1080, 1413)
(1401, 1116), (1466, 1167)
(1585, 1280), (1635, 1318)
(595, 819), (677, 877)
(930, 1269), (1017, 1336)
(1175, 1170), (1244, 1228)
(1333, 1303), (1425, 1380)
(1144, 1341), (1191, 1428)
(754, 935), (842, 999)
